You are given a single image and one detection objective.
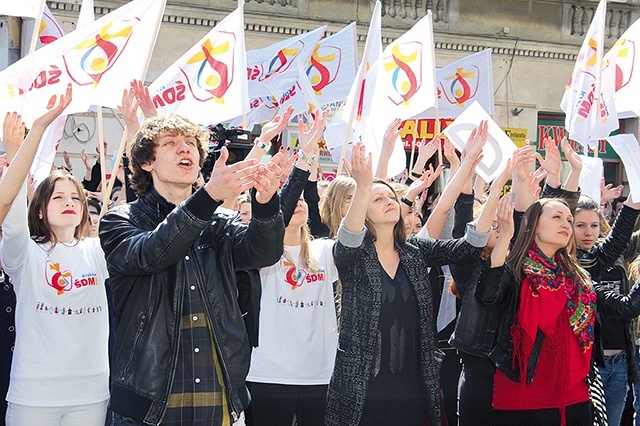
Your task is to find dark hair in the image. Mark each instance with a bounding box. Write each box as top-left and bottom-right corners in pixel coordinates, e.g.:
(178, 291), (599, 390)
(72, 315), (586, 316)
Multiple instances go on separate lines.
(87, 198), (101, 214)
(507, 198), (587, 283)
(364, 178), (407, 245)
(129, 114), (208, 197)
(28, 170), (90, 245)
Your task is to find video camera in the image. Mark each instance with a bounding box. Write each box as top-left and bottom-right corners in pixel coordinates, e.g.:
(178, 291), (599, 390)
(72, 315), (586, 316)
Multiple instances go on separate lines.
(201, 124), (253, 181)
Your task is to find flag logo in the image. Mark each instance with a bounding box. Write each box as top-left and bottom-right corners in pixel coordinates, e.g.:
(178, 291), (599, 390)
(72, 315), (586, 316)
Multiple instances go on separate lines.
(610, 38), (636, 92)
(261, 42), (304, 81)
(440, 65), (480, 107)
(306, 44), (342, 95)
(64, 19), (139, 86)
(383, 42), (422, 106)
(180, 31), (236, 104)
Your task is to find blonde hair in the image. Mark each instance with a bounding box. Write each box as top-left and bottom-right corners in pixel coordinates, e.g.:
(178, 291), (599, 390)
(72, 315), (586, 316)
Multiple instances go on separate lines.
(283, 223), (320, 273)
(319, 176), (356, 239)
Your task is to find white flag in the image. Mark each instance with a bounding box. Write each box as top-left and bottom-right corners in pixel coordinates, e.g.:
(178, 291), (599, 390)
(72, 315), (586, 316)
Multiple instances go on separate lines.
(606, 134), (640, 201)
(305, 22), (357, 107)
(424, 49), (494, 118)
(442, 101), (518, 183)
(560, 0), (618, 149)
(0, 0), (166, 127)
(246, 26), (326, 98)
(324, 1), (382, 164)
(604, 18), (640, 118)
(367, 10), (437, 177)
(0, 0), (45, 19)
(150, 1), (247, 124)
(36, 5), (66, 49)
(77, 0), (95, 29)
(229, 96), (278, 129)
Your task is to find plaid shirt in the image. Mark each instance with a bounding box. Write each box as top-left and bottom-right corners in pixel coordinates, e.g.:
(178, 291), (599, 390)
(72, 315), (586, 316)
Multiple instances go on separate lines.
(161, 279), (231, 425)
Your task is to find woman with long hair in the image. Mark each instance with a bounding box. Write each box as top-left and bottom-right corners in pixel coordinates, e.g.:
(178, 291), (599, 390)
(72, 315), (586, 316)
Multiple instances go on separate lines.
(245, 111), (339, 426)
(1, 87), (110, 426)
(318, 176), (356, 239)
(477, 194), (640, 426)
(325, 132), (495, 425)
(572, 194), (640, 425)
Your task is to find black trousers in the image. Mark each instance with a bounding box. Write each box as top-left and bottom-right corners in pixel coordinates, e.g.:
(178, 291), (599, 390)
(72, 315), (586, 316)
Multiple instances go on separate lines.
(246, 382), (327, 426)
(458, 354), (496, 426)
(493, 401), (592, 426)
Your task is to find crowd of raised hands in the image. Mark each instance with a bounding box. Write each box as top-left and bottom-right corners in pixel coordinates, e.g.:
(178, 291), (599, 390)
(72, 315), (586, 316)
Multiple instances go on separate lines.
(3, 79), (640, 426)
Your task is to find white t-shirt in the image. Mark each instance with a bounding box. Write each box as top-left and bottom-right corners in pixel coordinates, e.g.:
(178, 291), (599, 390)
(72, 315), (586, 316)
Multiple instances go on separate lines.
(0, 186), (109, 406)
(247, 238), (339, 385)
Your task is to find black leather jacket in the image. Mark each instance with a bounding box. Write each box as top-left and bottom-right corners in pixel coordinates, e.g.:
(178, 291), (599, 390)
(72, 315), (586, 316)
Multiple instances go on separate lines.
(477, 205), (640, 384)
(100, 187), (284, 425)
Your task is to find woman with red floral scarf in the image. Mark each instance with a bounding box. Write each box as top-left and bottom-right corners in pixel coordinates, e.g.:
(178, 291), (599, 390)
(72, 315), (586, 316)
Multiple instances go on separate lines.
(477, 197), (640, 425)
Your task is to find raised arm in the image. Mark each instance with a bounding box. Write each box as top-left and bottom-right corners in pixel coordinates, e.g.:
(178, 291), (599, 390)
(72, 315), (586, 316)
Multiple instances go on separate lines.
(246, 105), (294, 162)
(100, 149), (262, 275)
(0, 84), (72, 225)
(426, 120), (487, 239)
(375, 118), (402, 179)
(475, 151), (517, 234)
(560, 137), (581, 192)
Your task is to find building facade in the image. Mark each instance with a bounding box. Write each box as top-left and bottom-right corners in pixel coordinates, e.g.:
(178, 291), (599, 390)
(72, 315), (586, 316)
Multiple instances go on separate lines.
(1, 0), (639, 186)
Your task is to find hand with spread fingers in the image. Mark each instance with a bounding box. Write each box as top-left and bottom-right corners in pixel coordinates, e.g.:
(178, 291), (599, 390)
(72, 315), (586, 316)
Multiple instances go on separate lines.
(3, 112), (26, 161)
(535, 138), (562, 188)
(600, 178), (623, 204)
(344, 142), (373, 190)
(259, 105), (294, 145)
(131, 79), (158, 119)
(204, 147), (260, 202)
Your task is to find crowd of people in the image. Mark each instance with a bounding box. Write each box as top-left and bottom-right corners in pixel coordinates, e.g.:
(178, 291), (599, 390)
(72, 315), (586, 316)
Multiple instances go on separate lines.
(2, 81), (640, 426)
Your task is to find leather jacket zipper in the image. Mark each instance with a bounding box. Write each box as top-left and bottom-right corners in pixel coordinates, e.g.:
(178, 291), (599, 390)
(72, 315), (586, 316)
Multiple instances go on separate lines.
(122, 313), (147, 380)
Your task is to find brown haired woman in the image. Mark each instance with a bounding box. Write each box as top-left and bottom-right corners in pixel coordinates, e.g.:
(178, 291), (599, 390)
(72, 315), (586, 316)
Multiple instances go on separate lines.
(477, 195), (640, 426)
(1, 86), (111, 425)
(326, 133), (495, 426)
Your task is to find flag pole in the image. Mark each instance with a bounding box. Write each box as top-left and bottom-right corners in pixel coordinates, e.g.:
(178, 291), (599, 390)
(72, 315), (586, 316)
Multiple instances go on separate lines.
(409, 122), (417, 174)
(27, 1), (46, 54)
(97, 106), (108, 197)
(100, 130), (128, 217)
(592, 0), (607, 159)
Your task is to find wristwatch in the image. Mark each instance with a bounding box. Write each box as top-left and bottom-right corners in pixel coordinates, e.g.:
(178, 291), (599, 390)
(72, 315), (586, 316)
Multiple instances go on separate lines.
(299, 150), (316, 166)
(254, 137), (271, 151)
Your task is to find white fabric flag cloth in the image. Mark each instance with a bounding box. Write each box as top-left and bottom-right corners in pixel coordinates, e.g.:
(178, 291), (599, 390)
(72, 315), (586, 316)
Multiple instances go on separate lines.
(77, 0), (95, 29)
(0, 0), (166, 127)
(605, 18), (640, 118)
(366, 10), (438, 178)
(443, 101), (518, 183)
(423, 48), (494, 118)
(437, 265), (456, 333)
(246, 26), (326, 98)
(228, 96), (277, 129)
(0, 0), (45, 18)
(150, 1), (248, 124)
(578, 155), (604, 203)
(306, 22), (358, 107)
(36, 5), (66, 49)
(561, 0), (618, 149)
(606, 134), (640, 201)
(324, 1), (382, 165)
